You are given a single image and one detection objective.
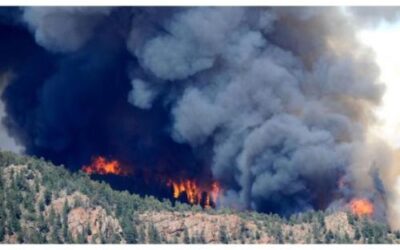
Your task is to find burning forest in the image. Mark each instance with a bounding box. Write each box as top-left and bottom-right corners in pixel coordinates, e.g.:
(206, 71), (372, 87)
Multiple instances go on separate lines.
(1, 6), (400, 231)
(166, 179), (221, 207)
(81, 155), (222, 207)
(82, 156), (128, 175)
(349, 199), (375, 217)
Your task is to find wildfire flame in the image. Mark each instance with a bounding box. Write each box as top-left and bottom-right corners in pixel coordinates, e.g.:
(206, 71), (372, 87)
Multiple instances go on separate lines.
(82, 156), (127, 175)
(349, 198), (374, 217)
(167, 178), (221, 208)
(82, 156), (222, 208)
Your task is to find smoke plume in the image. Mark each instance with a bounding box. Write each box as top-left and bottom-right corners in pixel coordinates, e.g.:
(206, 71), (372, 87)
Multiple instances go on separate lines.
(0, 73), (22, 152)
(1, 6), (400, 225)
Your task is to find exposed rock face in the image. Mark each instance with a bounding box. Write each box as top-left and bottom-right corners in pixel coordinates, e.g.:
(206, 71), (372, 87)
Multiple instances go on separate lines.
(49, 192), (124, 243)
(138, 211), (272, 243)
(68, 206), (124, 243)
(325, 212), (355, 238)
(136, 211), (363, 244)
(49, 193), (90, 214)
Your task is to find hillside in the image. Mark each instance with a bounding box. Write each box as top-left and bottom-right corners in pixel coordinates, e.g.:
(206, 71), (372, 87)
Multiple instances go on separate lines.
(0, 150), (399, 244)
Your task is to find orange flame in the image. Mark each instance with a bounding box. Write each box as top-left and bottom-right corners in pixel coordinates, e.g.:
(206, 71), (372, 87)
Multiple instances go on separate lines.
(349, 198), (374, 217)
(167, 178), (221, 207)
(82, 156), (221, 207)
(82, 156), (127, 175)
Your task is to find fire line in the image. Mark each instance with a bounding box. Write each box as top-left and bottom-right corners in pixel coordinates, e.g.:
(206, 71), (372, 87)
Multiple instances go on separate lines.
(82, 156), (127, 175)
(167, 179), (221, 208)
(82, 156), (222, 208)
(349, 198), (374, 217)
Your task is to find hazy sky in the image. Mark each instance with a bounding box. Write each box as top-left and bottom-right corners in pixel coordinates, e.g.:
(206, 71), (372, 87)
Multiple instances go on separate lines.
(359, 20), (400, 148)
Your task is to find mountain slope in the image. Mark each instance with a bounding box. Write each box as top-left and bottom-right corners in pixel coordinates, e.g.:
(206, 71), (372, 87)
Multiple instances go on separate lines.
(0, 150), (399, 244)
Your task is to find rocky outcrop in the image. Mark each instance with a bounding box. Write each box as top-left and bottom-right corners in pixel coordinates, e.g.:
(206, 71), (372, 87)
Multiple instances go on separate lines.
(49, 192), (124, 243)
(138, 211), (272, 243)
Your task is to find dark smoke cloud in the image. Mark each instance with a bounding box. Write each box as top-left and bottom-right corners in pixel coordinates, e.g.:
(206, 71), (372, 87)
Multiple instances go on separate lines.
(0, 7), (393, 217)
(23, 7), (113, 52)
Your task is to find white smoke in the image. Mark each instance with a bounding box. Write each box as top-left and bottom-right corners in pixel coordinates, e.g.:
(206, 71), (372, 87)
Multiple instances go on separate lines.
(128, 79), (159, 109)
(0, 73), (23, 153)
(22, 7), (112, 53)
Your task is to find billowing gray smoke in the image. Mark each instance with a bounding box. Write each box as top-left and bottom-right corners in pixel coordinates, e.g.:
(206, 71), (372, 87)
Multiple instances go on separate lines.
(0, 73), (22, 152)
(128, 7), (384, 213)
(2, 7), (400, 219)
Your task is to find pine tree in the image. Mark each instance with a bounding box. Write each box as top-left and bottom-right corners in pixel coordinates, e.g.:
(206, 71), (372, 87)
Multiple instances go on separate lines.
(56, 214), (62, 232)
(148, 224), (161, 243)
(15, 173), (28, 192)
(0, 200), (5, 241)
(138, 225), (146, 243)
(273, 224), (283, 244)
(395, 230), (400, 239)
(30, 228), (45, 244)
(77, 227), (87, 244)
(74, 196), (83, 208)
(90, 234), (99, 244)
(355, 228), (361, 241)
(48, 206), (56, 225)
(347, 212), (355, 226)
(63, 226), (72, 243)
(240, 233), (246, 243)
(38, 213), (49, 235)
(39, 198), (46, 212)
(255, 230), (261, 240)
(34, 178), (40, 193)
(317, 211), (325, 226)
(49, 206), (62, 243)
(183, 226), (190, 244)
(44, 189), (52, 206)
(219, 225), (229, 244)
(62, 218), (73, 243)
(239, 221), (246, 243)
(24, 193), (36, 214)
(110, 232), (120, 243)
(62, 200), (70, 219)
(16, 230), (24, 243)
(50, 224), (61, 243)
(99, 229), (106, 244)
(86, 222), (92, 237)
(0, 218), (4, 242)
(343, 232), (351, 243)
(312, 222), (321, 242)
(9, 203), (21, 234)
(123, 221), (138, 244)
(161, 234), (167, 244)
(325, 230), (334, 243)
(199, 229), (206, 244)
